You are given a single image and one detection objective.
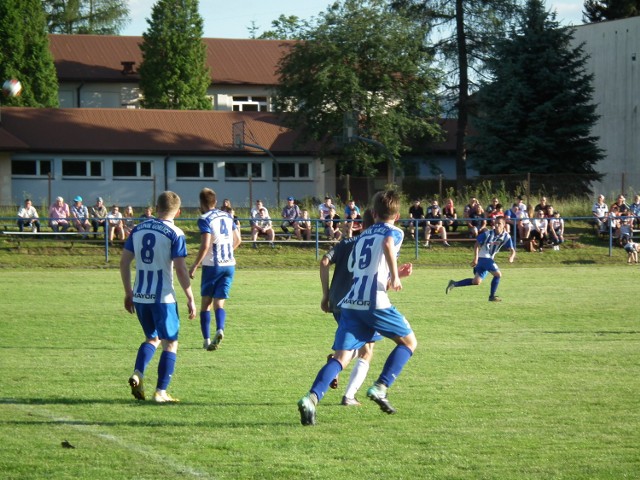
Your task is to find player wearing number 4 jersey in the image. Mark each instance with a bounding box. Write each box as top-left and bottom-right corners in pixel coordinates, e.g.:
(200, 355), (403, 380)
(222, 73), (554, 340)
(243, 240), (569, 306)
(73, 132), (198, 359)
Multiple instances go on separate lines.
(298, 190), (416, 425)
(120, 191), (196, 403)
(189, 188), (242, 351)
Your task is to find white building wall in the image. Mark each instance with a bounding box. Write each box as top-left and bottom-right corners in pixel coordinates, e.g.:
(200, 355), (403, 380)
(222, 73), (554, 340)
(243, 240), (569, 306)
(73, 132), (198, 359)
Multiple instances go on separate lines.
(8, 153), (332, 210)
(572, 17), (640, 196)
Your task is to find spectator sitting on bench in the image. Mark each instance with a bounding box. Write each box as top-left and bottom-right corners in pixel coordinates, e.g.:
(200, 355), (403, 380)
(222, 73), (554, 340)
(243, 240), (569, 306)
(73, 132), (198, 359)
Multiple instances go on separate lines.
(530, 209), (549, 252)
(324, 205), (342, 241)
(17, 198), (41, 232)
(49, 196), (70, 232)
(251, 207), (275, 248)
(281, 196), (302, 240)
(442, 198), (459, 232)
(547, 207), (565, 250)
(123, 205), (136, 238)
(107, 205), (125, 241)
(406, 199), (425, 240)
(71, 196), (91, 237)
(343, 199), (363, 238)
(424, 200), (450, 248)
(139, 206), (154, 222)
(90, 197), (108, 236)
(592, 194), (609, 234)
(298, 209), (312, 241)
(618, 212), (634, 247)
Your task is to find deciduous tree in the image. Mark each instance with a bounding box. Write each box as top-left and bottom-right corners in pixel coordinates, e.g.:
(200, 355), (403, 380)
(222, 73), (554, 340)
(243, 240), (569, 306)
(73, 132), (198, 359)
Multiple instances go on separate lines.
(273, 0), (442, 176)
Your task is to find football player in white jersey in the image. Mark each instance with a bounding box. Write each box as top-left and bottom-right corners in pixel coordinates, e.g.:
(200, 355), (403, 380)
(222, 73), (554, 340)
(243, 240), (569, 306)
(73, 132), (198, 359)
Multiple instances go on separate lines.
(189, 188), (242, 351)
(120, 191), (196, 403)
(445, 216), (516, 302)
(298, 190), (416, 426)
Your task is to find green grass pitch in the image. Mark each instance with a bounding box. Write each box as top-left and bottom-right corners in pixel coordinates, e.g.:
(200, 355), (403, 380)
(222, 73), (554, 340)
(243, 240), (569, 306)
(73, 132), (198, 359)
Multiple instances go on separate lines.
(1, 265), (638, 479)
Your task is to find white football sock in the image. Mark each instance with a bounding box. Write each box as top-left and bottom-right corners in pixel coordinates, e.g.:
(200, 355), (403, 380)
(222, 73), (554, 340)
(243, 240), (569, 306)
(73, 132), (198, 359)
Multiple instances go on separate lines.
(344, 358), (370, 399)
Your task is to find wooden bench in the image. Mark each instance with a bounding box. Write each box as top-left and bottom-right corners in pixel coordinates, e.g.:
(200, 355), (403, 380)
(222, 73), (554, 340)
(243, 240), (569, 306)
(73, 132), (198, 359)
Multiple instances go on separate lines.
(1, 231), (107, 247)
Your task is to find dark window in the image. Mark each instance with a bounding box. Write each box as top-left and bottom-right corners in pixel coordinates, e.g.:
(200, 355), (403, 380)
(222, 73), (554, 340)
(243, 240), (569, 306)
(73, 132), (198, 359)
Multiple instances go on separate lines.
(90, 161), (102, 176)
(274, 163), (296, 178)
(299, 163), (310, 178)
(225, 163), (248, 178)
(62, 161), (86, 176)
(203, 163), (214, 177)
(176, 162), (200, 178)
(113, 161), (137, 176)
(12, 161), (36, 175)
(140, 162), (151, 177)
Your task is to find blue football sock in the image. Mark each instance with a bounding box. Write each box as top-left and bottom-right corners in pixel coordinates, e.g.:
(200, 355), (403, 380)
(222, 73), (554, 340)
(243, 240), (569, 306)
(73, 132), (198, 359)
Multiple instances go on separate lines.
(310, 358), (343, 402)
(455, 278), (474, 287)
(377, 345), (413, 388)
(490, 276), (500, 297)
(157, 351), (177, 391)
(215, 308), (226, 331)
(134, 342), (157, 375)
(200, 311), (211, 339)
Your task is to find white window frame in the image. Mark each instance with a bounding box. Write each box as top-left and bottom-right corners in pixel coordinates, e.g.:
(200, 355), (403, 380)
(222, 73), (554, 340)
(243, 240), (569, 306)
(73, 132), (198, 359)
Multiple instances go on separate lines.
(11, 159), (53, 178)
(232, 95), (269, 112)
(113, 160), (153, 178)
(175, 161), (216, 180)
(272, 161), (312, 180)
(61, 159), (103, 178)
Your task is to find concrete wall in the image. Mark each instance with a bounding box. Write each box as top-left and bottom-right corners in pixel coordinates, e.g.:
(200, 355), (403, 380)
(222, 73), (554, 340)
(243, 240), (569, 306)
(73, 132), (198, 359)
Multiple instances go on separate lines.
(572, 17), (640, 197)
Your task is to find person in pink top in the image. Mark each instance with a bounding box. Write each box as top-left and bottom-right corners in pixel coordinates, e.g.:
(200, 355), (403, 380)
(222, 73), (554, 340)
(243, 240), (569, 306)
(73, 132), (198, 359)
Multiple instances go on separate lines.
(48, 196), (71, 232)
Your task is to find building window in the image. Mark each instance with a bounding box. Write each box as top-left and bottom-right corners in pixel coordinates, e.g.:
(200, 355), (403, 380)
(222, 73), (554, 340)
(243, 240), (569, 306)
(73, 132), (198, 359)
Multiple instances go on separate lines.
(232, 96), (268, 112)
(62, 160), (102, 177)
(272, 162), (311, 179)
(11, 160), (52, 177)
(113, 161), (152, 177)
(225, 162), (263, 179)
(176, 161), (215, 179)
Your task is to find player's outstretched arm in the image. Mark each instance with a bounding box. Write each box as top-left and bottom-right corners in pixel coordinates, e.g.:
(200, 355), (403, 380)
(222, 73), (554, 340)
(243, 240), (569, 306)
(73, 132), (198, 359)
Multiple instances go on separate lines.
(175, 257), (197, 319)
(119, 249), (135, 314)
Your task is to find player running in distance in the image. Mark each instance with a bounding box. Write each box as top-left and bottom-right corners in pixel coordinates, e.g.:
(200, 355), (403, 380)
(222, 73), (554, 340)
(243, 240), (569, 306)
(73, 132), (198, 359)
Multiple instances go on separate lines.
(445, 216), (516, 302)
(120, 191), (196, 403)
(298, 190), (416, 426)
(189, 188), (242, 351)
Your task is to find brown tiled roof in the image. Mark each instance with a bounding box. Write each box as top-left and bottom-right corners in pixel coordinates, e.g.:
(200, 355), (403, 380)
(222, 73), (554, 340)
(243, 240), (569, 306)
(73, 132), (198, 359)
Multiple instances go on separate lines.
(0, 107), (317, 155)
(49, 34), (294, 86)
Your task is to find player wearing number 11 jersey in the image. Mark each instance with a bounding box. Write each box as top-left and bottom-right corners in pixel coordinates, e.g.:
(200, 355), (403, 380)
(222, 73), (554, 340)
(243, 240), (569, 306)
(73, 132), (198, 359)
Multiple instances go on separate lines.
(120, 191), (196, 403)
(189, 188), (242, 351)
(298, 190), (416, 425)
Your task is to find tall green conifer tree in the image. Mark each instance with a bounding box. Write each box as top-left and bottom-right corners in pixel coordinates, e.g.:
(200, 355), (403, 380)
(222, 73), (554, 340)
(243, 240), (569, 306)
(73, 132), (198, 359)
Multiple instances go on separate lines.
(471, 0), (602, 194)
(138, 0), (211, 110)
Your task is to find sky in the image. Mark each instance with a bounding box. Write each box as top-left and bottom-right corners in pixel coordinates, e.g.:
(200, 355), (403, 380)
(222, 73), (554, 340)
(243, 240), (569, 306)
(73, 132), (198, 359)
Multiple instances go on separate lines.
(122, 0), (586, 39)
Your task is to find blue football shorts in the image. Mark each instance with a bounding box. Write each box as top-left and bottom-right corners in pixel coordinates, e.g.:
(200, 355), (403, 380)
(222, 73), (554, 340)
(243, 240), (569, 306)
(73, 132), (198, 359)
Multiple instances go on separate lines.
(473, 257), (500, 280)
(333, 306), (412, 351)
(201, 265), (235, 299)
(134, 302), (180, 341)
(332, 308), (383, 343)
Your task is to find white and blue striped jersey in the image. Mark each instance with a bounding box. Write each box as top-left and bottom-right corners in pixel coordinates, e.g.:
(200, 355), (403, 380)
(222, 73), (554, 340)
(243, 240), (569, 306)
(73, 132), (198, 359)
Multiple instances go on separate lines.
(477, 229), (514, 259)
(124, 219), (188, 304)
(197, 209), (237, 267)
(338, 222), (404, 311)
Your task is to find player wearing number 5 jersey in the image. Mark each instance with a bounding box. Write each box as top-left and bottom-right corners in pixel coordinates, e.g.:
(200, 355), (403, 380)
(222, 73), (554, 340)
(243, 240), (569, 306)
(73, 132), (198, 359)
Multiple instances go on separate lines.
(120, 191), (196, 403)
(298, 190), (416, 425)
(189, 188), (242, 351)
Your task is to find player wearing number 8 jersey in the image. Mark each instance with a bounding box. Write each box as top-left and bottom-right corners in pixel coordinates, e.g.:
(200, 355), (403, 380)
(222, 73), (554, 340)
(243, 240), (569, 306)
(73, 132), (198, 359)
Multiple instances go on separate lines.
(189, 188), (242, 351)
(298, 190), (416, 425)
(120, 191), (196, 403)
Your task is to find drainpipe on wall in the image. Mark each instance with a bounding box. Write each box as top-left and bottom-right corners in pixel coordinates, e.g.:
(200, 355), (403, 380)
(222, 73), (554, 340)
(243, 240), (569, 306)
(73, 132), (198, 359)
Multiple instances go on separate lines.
(76, 82), (84, 107)
(164, 154), (170, 192)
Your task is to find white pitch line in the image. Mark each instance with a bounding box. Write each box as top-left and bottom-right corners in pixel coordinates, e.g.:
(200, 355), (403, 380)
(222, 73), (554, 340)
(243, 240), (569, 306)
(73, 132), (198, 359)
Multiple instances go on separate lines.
(6, 402), (212, 479)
